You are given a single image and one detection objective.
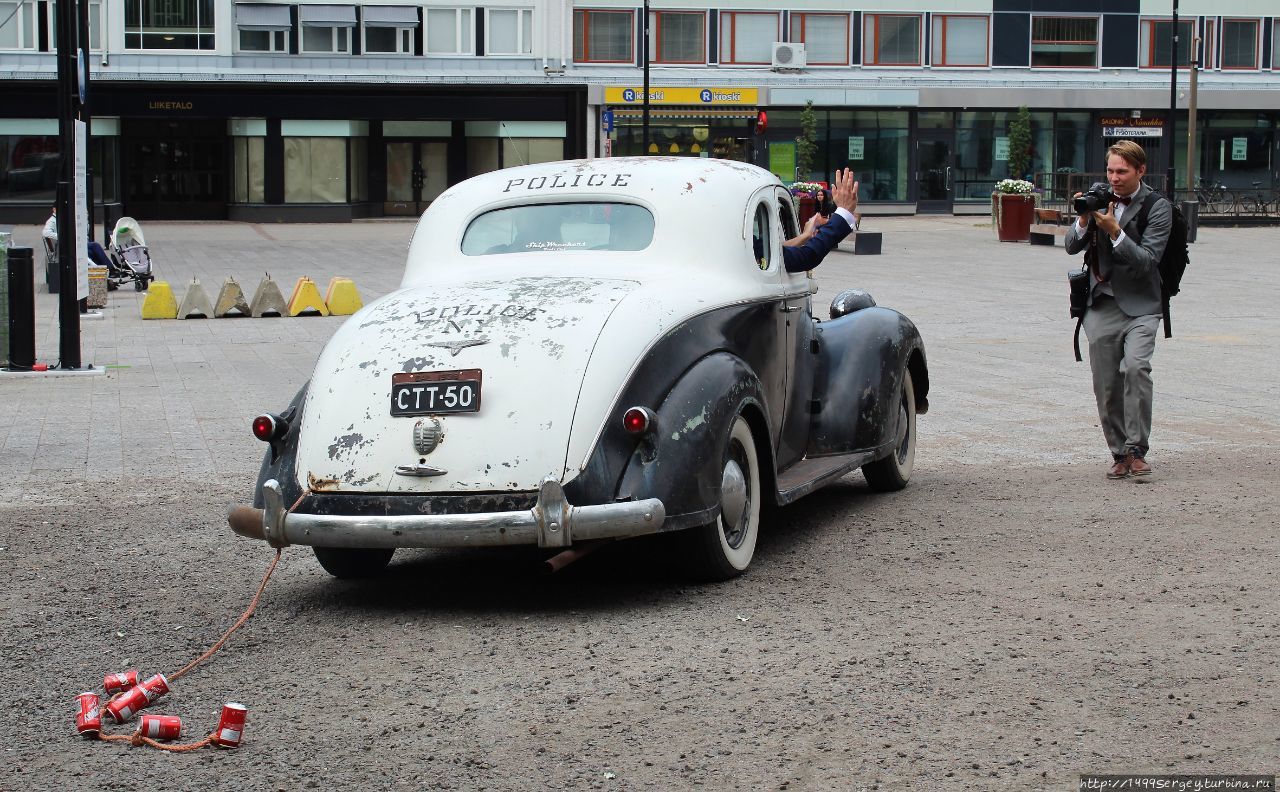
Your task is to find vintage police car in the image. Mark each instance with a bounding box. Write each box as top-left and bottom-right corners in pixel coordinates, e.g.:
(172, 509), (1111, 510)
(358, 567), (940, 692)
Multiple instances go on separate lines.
(228, 157), (929, 580)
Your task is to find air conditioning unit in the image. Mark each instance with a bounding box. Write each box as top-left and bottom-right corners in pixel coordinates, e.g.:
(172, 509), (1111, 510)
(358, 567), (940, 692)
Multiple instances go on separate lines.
(771, 42), (806, 70)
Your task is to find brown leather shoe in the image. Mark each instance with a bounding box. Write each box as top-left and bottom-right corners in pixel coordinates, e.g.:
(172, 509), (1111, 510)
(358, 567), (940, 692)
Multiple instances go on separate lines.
(1128, 456), (1152, 476)
(1107, 458), (1130, 479)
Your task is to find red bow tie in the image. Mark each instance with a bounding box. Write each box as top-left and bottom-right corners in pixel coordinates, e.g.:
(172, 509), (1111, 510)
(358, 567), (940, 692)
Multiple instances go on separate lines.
(1115, 195), (1133, 206)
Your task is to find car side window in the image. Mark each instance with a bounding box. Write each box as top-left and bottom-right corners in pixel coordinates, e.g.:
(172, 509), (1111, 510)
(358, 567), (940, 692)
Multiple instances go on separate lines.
(777, 198), (798, 241)
(751, 203), (772, 270)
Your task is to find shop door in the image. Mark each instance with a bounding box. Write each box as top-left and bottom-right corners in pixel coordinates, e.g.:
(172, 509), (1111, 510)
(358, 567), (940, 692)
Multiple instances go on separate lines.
(124, 120), (226, 220)
(916, 131), (954, 214)
(386, 141), (448, 216)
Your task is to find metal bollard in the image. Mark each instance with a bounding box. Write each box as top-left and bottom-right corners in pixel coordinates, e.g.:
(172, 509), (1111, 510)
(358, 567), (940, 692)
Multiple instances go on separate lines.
(6, 246), (35, 371)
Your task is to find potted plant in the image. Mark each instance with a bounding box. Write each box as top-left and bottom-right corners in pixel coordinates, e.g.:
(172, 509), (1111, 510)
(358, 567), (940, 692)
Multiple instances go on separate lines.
(790, 180), (824, 226)
(992, 178), (1037, 242)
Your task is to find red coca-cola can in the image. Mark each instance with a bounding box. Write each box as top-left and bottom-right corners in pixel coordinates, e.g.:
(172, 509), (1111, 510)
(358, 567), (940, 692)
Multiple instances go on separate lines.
(104, 685), (149, 723)
(138, 714), (183, 741)
(211, 702), (247, 748)
(103, 669), (140, 694)
(138, 673), (170, 704)
(75, 692), (101, 735)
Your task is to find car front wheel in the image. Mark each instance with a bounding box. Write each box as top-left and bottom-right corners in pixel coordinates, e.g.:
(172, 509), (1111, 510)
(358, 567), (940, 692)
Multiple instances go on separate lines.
(313, 546), (395, 578)
(861, 369), (917, 492)
(685, 415), (761, 581)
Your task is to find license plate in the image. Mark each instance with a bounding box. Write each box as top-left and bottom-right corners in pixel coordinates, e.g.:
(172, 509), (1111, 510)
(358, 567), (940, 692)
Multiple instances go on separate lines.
(391, 369), (482, 416)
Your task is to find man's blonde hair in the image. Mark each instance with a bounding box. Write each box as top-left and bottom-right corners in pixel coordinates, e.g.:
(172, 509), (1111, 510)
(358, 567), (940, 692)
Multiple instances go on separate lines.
(1107, 140), (1147, 170)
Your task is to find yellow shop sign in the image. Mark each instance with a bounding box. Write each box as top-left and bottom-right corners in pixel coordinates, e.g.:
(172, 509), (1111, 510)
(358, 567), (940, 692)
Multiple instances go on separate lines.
(605, 86), (759, 106)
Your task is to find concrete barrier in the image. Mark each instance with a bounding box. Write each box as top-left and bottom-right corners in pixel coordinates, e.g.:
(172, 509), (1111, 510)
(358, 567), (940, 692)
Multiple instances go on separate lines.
(249, 274), (287, 318)
(214, 277), (251, 317)
(324, 277), (363, 315)
(287, 276), (330, 317)
(141, 280), (179, 320)
(177, 278), (214, 319)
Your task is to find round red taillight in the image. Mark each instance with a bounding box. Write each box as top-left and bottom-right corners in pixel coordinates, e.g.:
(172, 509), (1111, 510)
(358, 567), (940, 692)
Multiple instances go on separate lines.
(252, 414), (278, 442)
(622, 407), (653, 435)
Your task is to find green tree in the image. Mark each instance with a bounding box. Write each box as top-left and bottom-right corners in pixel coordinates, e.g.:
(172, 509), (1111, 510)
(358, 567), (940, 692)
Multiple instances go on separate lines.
(795, 101), (818, 180)
(1007, 105), (1032, 180)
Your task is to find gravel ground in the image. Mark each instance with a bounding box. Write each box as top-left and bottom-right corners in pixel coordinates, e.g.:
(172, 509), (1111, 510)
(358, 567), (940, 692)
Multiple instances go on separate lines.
(1, 217), (1276, 790)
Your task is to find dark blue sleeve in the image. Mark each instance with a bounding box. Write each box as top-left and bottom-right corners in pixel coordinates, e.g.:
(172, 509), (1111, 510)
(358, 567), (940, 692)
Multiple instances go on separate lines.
(782, 214), (852, 273)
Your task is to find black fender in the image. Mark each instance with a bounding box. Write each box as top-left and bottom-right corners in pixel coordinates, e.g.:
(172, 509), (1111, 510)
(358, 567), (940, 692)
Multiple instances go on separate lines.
(251, 382), (309, 509)
(809, 307), (929, 458)
(615, 352), (771, 530)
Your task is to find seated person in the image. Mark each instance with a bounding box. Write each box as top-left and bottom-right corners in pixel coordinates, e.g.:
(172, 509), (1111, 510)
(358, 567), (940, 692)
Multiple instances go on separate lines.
(42, 204), (114, 271)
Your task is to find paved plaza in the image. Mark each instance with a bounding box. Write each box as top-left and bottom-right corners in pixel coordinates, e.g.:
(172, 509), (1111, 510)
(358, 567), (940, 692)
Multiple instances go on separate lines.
(1, 214), (1276, 493)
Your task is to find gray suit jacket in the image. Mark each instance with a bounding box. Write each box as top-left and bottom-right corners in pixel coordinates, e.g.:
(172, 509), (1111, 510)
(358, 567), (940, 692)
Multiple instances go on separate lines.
(1065, 183), (1171, 318)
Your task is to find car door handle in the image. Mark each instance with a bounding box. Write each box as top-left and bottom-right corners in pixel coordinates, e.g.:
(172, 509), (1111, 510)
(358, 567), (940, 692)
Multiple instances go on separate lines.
(779, 304), (802, 313)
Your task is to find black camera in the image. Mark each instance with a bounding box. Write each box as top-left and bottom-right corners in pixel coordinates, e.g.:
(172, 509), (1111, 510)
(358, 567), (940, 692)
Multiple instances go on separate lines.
(1073, 182), (1116, 215)
(1068, 267), (1091, 319)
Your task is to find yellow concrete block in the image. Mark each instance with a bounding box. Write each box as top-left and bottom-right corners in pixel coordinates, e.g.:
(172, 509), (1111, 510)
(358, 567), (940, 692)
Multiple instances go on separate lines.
(324, 277), (363, 316)
(140, 280), (179, 320)
(287, 276), (330, 317)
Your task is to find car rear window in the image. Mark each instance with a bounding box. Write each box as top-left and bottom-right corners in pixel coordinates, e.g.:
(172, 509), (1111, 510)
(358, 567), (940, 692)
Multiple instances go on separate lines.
(461, 202), (655, 255)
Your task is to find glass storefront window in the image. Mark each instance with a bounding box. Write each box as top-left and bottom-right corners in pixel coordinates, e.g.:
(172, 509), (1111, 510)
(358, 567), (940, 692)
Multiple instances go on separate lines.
(917, 112), (953, 129)
(284, 138), (348, 203)
(349, 137), (367, 201)
(0, 134), (58, 202)
(843, 111), (908, 201)
(612, 115), (750, 160)
(955, 111), (1013, 200)
(232, 137), (265, 203)
(1201, 114), (1272, 189)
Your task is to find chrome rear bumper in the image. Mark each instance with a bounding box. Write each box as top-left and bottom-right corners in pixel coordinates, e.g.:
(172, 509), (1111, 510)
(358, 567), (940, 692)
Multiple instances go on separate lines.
(227, 478), (665, 550)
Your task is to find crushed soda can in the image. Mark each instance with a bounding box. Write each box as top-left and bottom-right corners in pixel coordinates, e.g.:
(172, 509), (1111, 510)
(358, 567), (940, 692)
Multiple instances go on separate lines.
(76, 692), (102, 735)
(104, 685), (149, 723)
(139, 714), (183, 741)
(211, 702), (247, 748)
(104, 670), (140, 695)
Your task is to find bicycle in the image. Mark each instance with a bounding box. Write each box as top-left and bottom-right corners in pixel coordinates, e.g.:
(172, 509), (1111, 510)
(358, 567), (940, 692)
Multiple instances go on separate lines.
(1194, 177), (1229, 215)
(1235, 181), (1273, 216)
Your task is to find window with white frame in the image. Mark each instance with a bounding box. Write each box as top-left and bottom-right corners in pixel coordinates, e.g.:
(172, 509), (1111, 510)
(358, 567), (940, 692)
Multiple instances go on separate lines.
(363, 5), (417, 54)
(719, 11), (776, 65)
(1274, 20), (1280, 69)
(235, 3), (290, 52)
(863, 14), (920, 66)
(303, 24), (349, 52)
(1140, 18), (1194, 68)
(486, 8), (531, 55)
(1221, 18), (1258, 69)
(425, 7), (471, 54)
(573, 9), (632, 63)
(649, 10), (704, 64)
(0, 0), (36, 49)
(1030, 16), (1097, 68)
(931, 14), (987, 67)
(300, 5), (355, 54)
(124, 0), (216, 49)
(790, 12), (848, 66)
(86, 0), (102, 49)
(46, 1), (103, 49)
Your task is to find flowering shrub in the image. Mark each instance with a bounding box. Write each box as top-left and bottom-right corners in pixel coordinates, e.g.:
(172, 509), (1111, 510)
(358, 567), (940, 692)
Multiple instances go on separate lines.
(790, 181), (825, 197)
(994, 178), (1035, 195)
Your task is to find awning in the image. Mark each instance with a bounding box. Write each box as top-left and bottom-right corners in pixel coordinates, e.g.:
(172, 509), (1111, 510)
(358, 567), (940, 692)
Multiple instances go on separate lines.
(612, 107), (758, 120)
(362, 5), (418, 27)
(234, 3), (291, 31)
(298, 5), (356, 27)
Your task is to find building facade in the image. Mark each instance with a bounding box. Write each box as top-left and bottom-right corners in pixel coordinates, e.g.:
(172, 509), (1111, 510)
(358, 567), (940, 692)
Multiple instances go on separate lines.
(0, 0), (1277, 222)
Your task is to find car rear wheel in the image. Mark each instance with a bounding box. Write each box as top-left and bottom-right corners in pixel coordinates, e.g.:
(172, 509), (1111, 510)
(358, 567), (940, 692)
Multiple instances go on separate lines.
(861, 369), (917, 492)
(685, 415), (760, 581)
(313, 547), (395, 578)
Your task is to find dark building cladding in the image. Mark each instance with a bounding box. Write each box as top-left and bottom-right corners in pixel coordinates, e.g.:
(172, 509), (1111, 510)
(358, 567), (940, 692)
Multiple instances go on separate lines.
(0, 81), (587, 222)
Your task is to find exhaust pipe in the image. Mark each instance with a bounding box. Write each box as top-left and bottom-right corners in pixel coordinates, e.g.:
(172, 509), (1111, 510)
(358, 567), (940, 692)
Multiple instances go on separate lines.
(543, 540), (610, 574)
(227, 505), (266, 541)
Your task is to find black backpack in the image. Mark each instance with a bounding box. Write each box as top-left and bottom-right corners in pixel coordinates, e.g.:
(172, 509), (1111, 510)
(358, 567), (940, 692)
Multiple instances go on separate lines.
(1133, 190), (1190, 338)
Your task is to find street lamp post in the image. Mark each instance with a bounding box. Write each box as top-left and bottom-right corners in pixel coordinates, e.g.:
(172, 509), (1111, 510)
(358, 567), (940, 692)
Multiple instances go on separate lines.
(642, 0), (650, 155)
(1168, 0), (1179, 196)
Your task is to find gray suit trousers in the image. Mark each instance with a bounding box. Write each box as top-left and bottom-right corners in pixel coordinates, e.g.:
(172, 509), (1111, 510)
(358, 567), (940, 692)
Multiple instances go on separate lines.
(1082, 295), (1160, 458)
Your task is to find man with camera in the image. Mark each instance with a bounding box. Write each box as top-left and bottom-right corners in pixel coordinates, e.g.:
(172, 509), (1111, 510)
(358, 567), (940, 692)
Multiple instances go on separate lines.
(1065, 140), (1172, 480)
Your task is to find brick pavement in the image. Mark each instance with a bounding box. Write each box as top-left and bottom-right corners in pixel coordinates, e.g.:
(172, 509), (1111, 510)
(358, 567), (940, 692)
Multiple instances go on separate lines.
(0, 215), (1277, 499)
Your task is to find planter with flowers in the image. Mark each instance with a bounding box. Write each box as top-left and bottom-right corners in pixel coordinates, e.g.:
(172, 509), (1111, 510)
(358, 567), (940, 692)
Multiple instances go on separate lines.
(790, 181), (825, 226)
(992, 178), (1037, 242)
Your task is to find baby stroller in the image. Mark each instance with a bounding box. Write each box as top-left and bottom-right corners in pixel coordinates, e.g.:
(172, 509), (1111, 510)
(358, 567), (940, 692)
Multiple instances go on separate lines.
(108, 216), (153, 291)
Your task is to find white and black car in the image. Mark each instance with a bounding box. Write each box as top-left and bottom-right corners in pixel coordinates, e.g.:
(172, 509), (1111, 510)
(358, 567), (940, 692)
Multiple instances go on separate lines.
(229, 157), (930, 580)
